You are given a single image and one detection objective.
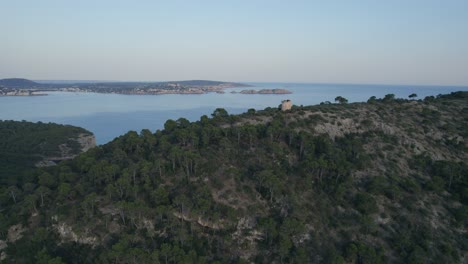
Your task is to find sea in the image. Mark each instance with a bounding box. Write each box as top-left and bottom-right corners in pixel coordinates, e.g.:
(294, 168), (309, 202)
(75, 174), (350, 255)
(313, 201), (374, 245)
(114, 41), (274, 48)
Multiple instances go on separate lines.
(1, 82), (467, 145)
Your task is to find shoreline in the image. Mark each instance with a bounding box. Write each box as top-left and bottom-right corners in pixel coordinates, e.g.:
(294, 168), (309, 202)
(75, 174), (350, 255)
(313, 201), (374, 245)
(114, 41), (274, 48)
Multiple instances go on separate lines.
(0, 88), (294, 96)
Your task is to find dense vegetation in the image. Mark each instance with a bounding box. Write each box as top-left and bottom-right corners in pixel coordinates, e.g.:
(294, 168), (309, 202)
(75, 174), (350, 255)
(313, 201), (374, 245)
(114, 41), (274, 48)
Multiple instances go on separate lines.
(0, 92), (467, 263)
(0, 78), (40, 88)
(0, 120), (92, 186)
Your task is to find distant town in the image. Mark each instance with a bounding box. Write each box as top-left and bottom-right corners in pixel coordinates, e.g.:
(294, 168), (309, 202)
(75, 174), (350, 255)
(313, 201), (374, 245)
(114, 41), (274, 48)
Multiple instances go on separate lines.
(0, 78), (292, 96)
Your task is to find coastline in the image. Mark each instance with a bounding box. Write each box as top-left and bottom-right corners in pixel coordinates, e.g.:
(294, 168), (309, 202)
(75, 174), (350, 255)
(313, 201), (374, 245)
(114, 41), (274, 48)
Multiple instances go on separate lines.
(0, 87), (294, 96)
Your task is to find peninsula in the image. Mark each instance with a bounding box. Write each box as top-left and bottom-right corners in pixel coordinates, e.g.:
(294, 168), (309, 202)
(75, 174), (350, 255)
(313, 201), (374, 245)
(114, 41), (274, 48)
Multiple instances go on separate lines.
(0, 78), (262, 96)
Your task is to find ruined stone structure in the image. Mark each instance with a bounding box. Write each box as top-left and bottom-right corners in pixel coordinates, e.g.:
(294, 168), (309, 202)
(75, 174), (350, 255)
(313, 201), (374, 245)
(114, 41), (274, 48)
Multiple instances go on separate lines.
(281, 99), (292, 111)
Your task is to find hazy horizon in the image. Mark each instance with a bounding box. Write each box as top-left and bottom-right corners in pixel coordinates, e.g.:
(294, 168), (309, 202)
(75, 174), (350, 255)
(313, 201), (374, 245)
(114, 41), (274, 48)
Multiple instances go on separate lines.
(0, 77), (468, 88)
(0, 77), (462, 87)
(23, 79), (468, 88)
(2, 1), (468, 86)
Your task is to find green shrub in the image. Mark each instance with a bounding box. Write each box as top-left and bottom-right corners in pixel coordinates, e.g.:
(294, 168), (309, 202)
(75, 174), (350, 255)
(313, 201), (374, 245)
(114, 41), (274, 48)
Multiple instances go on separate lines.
(354, 193), (378, 214)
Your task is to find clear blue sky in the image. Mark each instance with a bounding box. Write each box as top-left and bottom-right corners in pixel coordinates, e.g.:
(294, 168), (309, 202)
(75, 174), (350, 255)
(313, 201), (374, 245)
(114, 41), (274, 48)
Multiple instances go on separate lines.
(1, 0), (467, 85)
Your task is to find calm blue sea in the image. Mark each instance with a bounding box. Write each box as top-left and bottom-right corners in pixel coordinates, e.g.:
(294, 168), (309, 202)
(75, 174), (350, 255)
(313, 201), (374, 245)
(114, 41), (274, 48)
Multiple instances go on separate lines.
(1, 82), (466, 144)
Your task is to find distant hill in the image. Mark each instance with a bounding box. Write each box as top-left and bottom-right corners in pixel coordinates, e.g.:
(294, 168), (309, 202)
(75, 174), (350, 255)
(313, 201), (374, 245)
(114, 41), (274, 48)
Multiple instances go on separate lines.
(0, 120), (95, 185)
(0, 78), (40, 88)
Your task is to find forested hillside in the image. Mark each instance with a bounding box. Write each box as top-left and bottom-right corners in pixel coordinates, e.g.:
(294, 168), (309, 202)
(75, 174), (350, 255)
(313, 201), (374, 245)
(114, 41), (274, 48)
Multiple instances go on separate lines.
(0, 121), (95, 186)
(0, 78), (40, 88)
(0, 92), (467, 263)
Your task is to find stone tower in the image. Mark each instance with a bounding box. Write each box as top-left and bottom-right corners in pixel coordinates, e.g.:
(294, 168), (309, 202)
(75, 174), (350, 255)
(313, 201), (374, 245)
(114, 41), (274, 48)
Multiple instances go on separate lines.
(281, 99), (292, 111)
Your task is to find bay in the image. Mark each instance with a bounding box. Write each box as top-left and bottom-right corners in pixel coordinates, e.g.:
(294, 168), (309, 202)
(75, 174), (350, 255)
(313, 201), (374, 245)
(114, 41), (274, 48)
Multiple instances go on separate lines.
(0, 82), (466, 144)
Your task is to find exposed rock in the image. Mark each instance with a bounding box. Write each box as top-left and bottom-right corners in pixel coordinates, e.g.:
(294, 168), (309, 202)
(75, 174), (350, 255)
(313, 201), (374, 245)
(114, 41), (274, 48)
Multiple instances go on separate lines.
(0, 240), (6, 251)
(7, 224), (25, 242)
(54, 222), (99, 246)
(173, 212), (226, 230)
(230, 217), (264, 260)
(99, 204), (120, 216)
(237, 216), (256, 230)
(1, 224), (26, 257)
(141, 218), (155, 235)
(0, 240), (6, 261)
(292, 232), (311, 245)
(35, 160), (58, 167)
(77, 133), (96, 152)
(36, 133), (96, 167)
(313, 118), (362, 139)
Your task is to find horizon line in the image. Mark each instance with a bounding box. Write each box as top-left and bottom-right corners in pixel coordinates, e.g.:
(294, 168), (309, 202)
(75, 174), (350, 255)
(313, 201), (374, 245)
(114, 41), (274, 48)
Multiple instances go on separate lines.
(2, 77), (468, 87)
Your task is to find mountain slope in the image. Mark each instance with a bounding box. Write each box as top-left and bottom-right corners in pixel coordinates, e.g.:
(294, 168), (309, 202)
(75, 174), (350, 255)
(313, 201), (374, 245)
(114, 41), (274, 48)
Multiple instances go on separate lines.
(0, 78), (40, 88)
(0, 120), (95, 186)
(0, 92), (466, 263)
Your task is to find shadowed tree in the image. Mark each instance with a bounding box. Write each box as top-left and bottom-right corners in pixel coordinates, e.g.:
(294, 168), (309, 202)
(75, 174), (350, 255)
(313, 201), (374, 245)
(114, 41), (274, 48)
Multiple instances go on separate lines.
(38, 171), (56, 188)
(367, 96), (377, 103)
(211, 108), (228, 118)
(36, 186), (50, 206)
(164, 119), (177, 132)
(383, 93), (396, 102)
(7, 186), (20, 204)
(258, 170), (281, 203)
(335, 96), (348, 104)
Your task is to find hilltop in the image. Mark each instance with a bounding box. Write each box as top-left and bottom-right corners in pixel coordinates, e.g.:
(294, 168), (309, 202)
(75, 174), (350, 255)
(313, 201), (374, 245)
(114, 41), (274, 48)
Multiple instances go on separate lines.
(0, 92), (466, 263)
(0, 78), (40, 88)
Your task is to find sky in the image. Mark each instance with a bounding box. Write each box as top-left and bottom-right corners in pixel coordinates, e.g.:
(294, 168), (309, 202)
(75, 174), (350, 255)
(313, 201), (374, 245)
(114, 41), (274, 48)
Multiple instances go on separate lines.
(1, 0), (468, 85)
